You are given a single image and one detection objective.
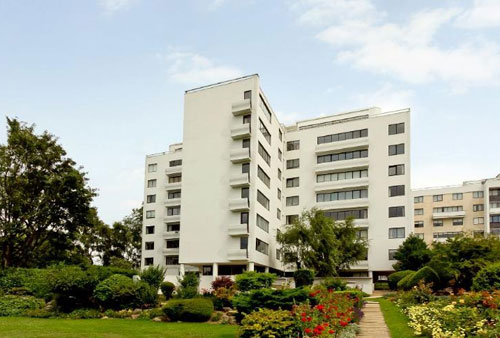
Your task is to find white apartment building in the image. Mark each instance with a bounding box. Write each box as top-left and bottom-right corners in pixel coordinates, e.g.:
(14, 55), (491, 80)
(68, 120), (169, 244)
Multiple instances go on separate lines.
(412, 174), (500, 244)
(141, 74), (412, 287)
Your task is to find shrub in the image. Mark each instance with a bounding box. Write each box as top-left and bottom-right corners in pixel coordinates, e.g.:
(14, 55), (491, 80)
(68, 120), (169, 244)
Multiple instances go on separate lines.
(395, 282), (435, 309)
(388, 270), (414, 290)
(320, 277), (347, 291)
(94, 274), (157, 310)
(374, 282), (390, 290)
(50, 266), (100, 311)
(0, 268), (53, 300)
(212, 286), (237, 310)
(235, 271), (277, 291)
(160, 281), (175, 300)
(211, 276), (234, 290)
(68, 308), (101, 319)
(239, 308), (296, 338)
(140, 265), (166, 290)
(405, 266), (440, 290)
(177, 272), (199, 299)
(397, 271), (416, 290)
(0, 295), (45, 316)
(294, 269), (315, 288)
(472, 263), (500, 291)
(162, 298), (214, 322)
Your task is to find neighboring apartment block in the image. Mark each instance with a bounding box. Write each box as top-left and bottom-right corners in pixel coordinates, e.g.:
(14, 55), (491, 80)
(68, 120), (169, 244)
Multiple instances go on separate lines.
(142, 74), (412, 286)
(412, 175), (500, 244)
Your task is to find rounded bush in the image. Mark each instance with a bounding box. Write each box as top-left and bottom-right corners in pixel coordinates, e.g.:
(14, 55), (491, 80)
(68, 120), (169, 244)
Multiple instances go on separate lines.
(211, 276), (234, 291)
(320, 277), (347, 291)
(235, 271), (277, 291)
(240, 308), (296, 338)
(162, 298), (214, 322)
(160, 281), (175, 300)
(140, 266), (166, 290)
(405, 266), (440, 289)
(294, 269), (315, 288)
(388, 270), (414, 290)
(94, 274), (157, 310)
(397, 271), (416, 290)
(472, 263), (500, 291)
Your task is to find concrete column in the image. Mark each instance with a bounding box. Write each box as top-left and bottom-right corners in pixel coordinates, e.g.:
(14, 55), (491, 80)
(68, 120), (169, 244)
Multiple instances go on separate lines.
(264, 266), (269, 273)
(179, 264), (185, 277)
(212, 263), (218, 281)
(247, 262), (254, 271)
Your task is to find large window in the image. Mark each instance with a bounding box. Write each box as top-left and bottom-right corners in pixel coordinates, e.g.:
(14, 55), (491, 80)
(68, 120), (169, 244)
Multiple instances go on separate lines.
(389, 206), (405, 218)
(146, 210), (155, 219)
(415, 221), (424, 228)
(240, 237), (248, 250)
(256, 239), (269, 255)
(388, 143), (405, 156)
(490, 215), (500, 223)
(166, 239), (179, 248)
(147, 179), (157, 188)
(242, 162), (250, 174)
(388, 122), (405, 135)
(144, 257), (153, 266)
(388, 250), (397, 260)
(147, 194), (156, 203)
(286, 177), (300, 188)
(169, 159), (182, 167)
(389, 227), (405, 239)
(414, 196), (424, 203)
(286, 215), (298, 224)
(167, 206), (180, 216)
(473, 204), (484, 212)
(257, 166), (270, 188)
(388, 164), (405, 176)
(316, 189), (368, 202)
(241, 187), (249, 199)
(453, 218), (464, 226)
(452, 193), (463, 200)
(240, 212), (249, 225)
(286, 196), (300, 206)
(242, 138), (250, 149)
(473, 191), (484, 198)
(257, 190), (269, 210)
(317, 149), (368, 164)
(165, 256), (178, 265)
(286, 159), (300, 169)
(474, 217), (484, 225)
(433, 219), (443, 227)
(145, 241), (154, 250)
(168, 190), (181, 199)
(145, 225), (155, 234)
(433, 194), (443, 202)
(259, 119), (271, 145)
(414, 208), (424, 215)
(389, 185), (405, 197)
(324, 209), (368, 220)
(317, 169), (368, 183)
(259, 95), (272, 122)
(258, 142), (271, 166)
(169, 175), (181, 183)
(148, 163), (157, 172)
(243, 114), (251, 124)
(433, 206), (463, 213)
(433, 232), (461, 239)
(317, 129), (368, 144)
(256, 214), (269, 232)
(167, 223), (180, 232)
(287, 140), (300, 151)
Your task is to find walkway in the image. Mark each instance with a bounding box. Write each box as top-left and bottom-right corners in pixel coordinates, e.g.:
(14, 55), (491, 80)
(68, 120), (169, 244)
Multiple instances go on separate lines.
(357, 301), (391, 338)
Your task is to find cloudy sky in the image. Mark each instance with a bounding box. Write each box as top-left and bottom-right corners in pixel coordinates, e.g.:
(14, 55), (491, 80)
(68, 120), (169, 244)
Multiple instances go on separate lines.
(1, 0), (499, 224)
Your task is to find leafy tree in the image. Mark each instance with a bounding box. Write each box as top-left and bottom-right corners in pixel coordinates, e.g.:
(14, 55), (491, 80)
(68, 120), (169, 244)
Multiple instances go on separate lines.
(393, 234), (432, 271)
(276, 208), (367, 277)
(0, 118), (95, 268)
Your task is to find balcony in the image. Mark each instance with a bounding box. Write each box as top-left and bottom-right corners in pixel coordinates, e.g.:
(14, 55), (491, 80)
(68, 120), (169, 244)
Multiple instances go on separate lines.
(490, 203), (500, 215)
(315, 178), (369, 192)
(230, 148), (251, 163)
(165, 166), (182, 175)
(316, 198), (369, 210)
(231, 124), (251, 139)
(165, 182), (182, 191)
(164, 198), (181, 207)
(315, 158), (369, 173)
(228, 223), (249, 236)
(432, 211), (466, 219)
(229, 172), (250, 187)
(227, 248), (248, 261)
(229, 198), (250, 211)
(162, 231), (180, 239)
(315, 138), (369, 155)
(162, 247), (180, 255)
(232, 99), (251, 116)
(164, 214), (181, 223)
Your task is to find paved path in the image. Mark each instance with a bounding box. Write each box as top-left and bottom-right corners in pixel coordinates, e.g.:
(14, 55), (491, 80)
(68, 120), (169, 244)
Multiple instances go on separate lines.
(357, 301), (391, 338)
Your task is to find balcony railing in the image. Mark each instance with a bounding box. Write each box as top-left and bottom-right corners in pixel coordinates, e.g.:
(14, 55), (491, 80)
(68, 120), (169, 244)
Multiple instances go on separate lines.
(231, 123), (251, 139)
(228, 223), (249, 236)
(229, 198), (250, 211)
(230, 147), (251, 163)
(227, 248), (249, 261)
(232, 99), (251, 116)
(432, 210), (466, 219)
(229, 172), (250, 187)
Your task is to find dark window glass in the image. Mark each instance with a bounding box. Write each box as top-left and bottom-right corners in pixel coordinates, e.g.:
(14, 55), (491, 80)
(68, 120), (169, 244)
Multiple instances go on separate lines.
(165, 256), (178, 265)
(166, 239), (179, 248)
(167, 223), (180, 232)
(388, 185), (405, 197)
(317, 128), (368, 144)
(388, 123), (405, 135)
(286, 177), (299, 188)
(241, 187), (249, 199)
(169, 159), (182, 167)
(257, 190), (269, 210)
(242, 138), (250, 149)
(388, 164), (405, 176)
(145, 241), (154, 250)
(147, 195), (156, 203)
(286, 159), (300, 169)
(144, 257), (153, 266)
(258, 142), (271, 165)
(145, 226), (155, 234)
(287, 140), (300, 151)
(389, 206), (405, 218)
(240, 212), (249, 224)
(388, 144), (405, 156)
(257, 166), (270, 188)
(240, 237), (248, 250)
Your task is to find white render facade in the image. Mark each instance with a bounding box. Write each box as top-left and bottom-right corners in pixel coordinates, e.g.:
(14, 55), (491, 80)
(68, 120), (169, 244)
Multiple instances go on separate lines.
(141, 74), (412, 286)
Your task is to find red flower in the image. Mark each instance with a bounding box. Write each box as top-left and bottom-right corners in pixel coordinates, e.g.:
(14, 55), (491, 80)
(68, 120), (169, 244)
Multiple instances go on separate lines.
(340, 320), (348, 327)
(316, 304), (325, 311)
(305, 328), (312, 334)
(329, 329), (335, 334)
(301, 317), (307, 322)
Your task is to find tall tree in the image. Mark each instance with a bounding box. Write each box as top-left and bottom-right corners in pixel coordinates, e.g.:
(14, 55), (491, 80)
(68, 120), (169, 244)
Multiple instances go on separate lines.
(0, 118), (95, 268)
(277, 208), (367, 277)
(393, 234), (432, 271)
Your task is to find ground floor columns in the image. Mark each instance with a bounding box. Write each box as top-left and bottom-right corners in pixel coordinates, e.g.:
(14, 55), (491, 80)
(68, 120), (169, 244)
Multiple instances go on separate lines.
(179, 264), (185, 277)
(212, 263), (218, 281)
(264, 266), (269, 273)
(247, 262), (254, 271)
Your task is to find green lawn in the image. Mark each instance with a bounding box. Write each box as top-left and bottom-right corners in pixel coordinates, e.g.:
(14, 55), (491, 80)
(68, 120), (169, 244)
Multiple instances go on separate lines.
(0, 317), (238, 338)
(371, 298), (421, 338)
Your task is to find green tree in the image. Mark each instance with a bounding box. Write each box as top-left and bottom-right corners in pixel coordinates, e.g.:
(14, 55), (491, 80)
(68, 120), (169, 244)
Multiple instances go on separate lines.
(393, 234), (432, 271)
(0, 118), (95, 268)
(276, 208), (367, 277)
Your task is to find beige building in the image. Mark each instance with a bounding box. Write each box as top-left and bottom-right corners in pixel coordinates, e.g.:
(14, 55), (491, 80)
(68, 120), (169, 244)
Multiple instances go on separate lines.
(412, 174), (500, 244)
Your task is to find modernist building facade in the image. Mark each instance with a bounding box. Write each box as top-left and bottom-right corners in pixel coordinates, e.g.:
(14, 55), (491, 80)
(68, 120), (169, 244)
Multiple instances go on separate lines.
(141, 74), (413, 285)
(412, 175), (500, 244)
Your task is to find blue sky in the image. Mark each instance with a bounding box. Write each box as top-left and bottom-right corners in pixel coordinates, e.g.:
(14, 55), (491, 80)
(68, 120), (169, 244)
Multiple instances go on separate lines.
(1, 0), (499, 224)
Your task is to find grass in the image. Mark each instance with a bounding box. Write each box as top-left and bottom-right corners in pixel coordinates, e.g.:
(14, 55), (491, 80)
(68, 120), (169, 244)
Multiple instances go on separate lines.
(0, 317), (238, 338)
(370, 298), (421, 338)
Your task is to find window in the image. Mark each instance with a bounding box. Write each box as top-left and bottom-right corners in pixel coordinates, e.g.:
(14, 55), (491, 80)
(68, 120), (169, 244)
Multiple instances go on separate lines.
(147, 179), (157, 188)
(277, 208), (281, 220)
(243, 114), (251, 124)
(258, 142), (271, 165)
(388, 122), (405, 135)
(167, 206), (180, 216)
(202, 266), (213, 276)
(146, 210), (155, 219)
(433, 231), (461, 239)
(491, 215), (500, 223)
(166, 239), (179, 248)
(286, 177), (300, 188)
(286, 196), (299, 206)
(388, 143), (405, 156)
(317, 149), (368, 164)
(388, 164), (405, 176)
(278, 168), (282, 180)
(167, 223), (180, 232)
(242, 162), (250, 174)
(433, 194), (443, 202)
(144, 257), (153, 266)
(356, 229), (368, 239)
(287, 140), (300, 151)
(147, 194), (156, 203)
(244, 90), (252, 100)
(490, 189), (500, 197)
(473, 191), (484, 198)
(316, 189), (368, 202)
(256, 239), (269, 255)
(286, 215), (298, 224)
(317, 169), (368, 183)
(169, 159), (182, 167)
(473, 204), (484, 212)
(414, 196), (424, 203)
(148, 163), (157, 172)
(257, 190), (269, 210)
(278, 149), (282, 161)
(452, 193), (463, 200)
(240, 237), (248, 250)
(257, 166), (270, 188)
(415, 221), (424, 228)
(145, 225), (155, 234)
(279, 129), (283, 141)
(433, 219), (443, 227)
(388, 250), (397, 260)
(145, 241), (154, 250)
(241, 187), (249, 199)
(277, 188), (281, 200)
(240, 212), (249, 224)
(453, 218), (464, 226)
(389, 206), (405, 218)
(414, 208), (424, 215)
(317, 129), (368, 144)
(474, 217), (484, 225)
(286, 159), (300, 169)
(169, 175), (181, 183)
(389, 227), (405, 239)
(389, 185), (405, 197)
(168, 190), (181, 199)
(324, 209), (368, 220)
(433, 206), (463, 213)
(259, 119), (271, 145)
(165, 256), (178, 265)
(242, 138), (250, 149)
(256, 214), (269, 232)
(259, 96), (272, 122)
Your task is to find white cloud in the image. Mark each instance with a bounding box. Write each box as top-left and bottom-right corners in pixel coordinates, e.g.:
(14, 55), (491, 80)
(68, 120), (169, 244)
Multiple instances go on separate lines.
(457, 0), (500, 28)
(162, 50), (243, 86)
(99, 0), (138, 13)
(350, 83), (413, 112)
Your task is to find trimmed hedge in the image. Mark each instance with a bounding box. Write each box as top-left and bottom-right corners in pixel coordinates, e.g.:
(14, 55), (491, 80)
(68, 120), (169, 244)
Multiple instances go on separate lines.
(388, 270), (414, 290)
(472, 263), (500, 291)
(397, 271), (417, 290)
(319, 277), (347, 291)
(162, 298), (214, 322)
(94, 274), (157, 310)
(160, 281), (175, 300)
(235, 271), (277, 291)
(406, 266), (440, 289)
(294, 269), (315, 288)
